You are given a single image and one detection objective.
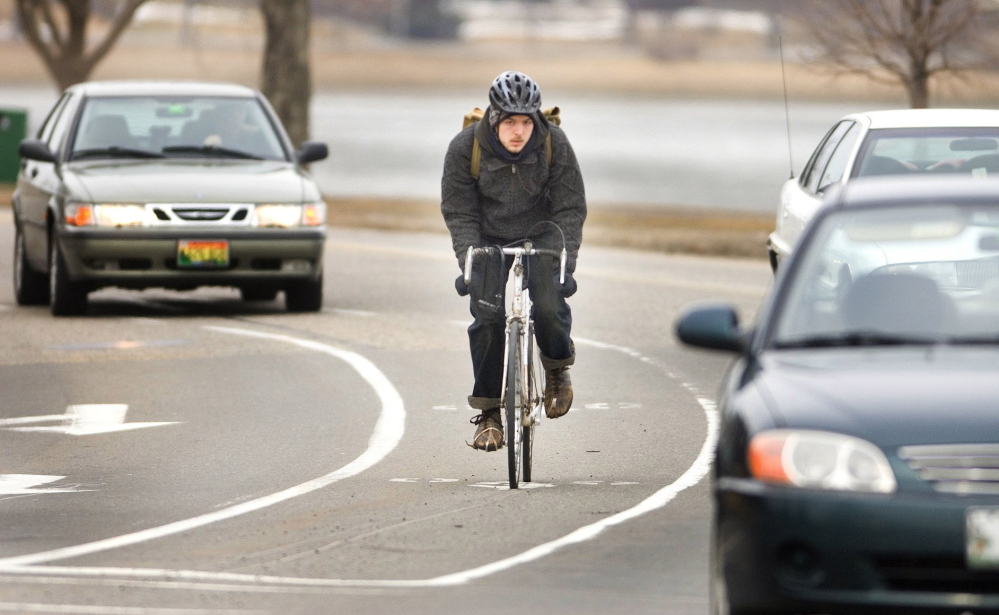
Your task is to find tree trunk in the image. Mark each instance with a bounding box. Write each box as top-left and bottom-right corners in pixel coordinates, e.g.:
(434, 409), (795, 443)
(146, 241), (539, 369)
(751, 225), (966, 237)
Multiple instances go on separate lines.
(260, 0), (312, 148)
(906, 66), (931, 109)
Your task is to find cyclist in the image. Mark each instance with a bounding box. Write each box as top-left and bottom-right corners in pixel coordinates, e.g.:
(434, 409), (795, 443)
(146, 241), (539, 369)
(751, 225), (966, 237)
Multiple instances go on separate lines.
(441, 71), (587, 451)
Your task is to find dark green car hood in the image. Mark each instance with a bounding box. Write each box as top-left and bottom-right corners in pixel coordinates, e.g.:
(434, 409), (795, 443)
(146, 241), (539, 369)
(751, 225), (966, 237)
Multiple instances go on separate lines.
(64, 159), (319, 204)
(754, 347), (999, 449)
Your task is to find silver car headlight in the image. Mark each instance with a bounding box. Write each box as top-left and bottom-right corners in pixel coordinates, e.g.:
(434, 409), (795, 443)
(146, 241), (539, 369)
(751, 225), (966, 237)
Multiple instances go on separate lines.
(65, 202), (148, 227)
(253, 202), (325, 228)
(748, 429), (897, 493)
(96, 204), (148, 227)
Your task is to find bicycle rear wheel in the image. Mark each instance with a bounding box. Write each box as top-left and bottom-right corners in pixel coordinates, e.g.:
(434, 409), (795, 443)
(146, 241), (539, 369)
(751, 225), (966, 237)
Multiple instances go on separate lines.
(506, 320), (523, 489)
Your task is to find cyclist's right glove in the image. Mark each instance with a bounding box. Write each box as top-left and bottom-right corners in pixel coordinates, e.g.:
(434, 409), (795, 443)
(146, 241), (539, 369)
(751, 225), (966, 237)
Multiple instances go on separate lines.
(455, 274), (470, 297)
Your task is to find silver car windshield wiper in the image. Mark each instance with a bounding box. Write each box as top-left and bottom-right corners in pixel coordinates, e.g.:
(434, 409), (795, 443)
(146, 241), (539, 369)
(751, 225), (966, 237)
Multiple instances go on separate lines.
(162, 145), (262, 160)
(72, 147), (165, 160)
(774, 332), (940, 349)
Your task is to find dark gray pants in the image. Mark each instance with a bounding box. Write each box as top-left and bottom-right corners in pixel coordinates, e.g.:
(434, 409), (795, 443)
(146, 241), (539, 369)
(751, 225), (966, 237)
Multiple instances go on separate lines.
(466, 252), (574, 410)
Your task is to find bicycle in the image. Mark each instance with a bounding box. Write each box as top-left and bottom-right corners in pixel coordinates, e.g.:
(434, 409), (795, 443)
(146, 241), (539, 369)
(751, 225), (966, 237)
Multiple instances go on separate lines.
(464, 241), (568, 489)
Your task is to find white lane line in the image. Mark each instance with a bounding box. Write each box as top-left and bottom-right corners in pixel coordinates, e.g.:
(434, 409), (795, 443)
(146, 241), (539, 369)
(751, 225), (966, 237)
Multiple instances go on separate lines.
(4, 405), (178, 435)
(0, 476), (88, 496)
(0, 335), (717, 592)
(322, 308), (377, 317)
(0, 327), (405, 567)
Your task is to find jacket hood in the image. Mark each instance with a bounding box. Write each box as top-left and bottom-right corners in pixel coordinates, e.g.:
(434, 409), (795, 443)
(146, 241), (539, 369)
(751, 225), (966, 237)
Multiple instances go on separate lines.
(473, 105), (550, 162)
(754, 347), (999, 448)
(63, 159), (317, 204)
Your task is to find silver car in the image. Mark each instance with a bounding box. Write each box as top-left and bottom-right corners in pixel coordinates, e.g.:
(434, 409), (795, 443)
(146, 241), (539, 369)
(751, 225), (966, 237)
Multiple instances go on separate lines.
(13, 80), (329, 315)
(768, 108), (999, 273)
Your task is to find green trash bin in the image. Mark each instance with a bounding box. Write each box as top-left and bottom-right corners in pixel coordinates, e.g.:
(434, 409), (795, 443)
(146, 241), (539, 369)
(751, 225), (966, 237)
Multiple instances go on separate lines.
(0, 108), (28, 184)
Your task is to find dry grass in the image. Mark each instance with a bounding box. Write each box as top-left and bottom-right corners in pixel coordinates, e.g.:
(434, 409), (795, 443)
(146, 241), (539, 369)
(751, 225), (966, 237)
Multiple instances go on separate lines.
(0, 185), (771, 259)
(324, 195), (773, 260)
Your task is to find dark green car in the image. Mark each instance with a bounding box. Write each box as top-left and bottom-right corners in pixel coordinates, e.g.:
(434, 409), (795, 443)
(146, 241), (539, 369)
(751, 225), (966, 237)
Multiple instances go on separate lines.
(13, 80), (329, 315)
(678, 178), (999, 614)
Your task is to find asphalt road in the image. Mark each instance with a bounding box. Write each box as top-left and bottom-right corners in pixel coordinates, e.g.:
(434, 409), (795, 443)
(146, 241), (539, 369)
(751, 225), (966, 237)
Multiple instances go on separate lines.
(0, 208), (772, 614)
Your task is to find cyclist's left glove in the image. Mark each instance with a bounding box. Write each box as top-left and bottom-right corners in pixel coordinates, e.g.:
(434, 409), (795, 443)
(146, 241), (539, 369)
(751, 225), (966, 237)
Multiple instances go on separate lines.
(557, 271), (577, 298)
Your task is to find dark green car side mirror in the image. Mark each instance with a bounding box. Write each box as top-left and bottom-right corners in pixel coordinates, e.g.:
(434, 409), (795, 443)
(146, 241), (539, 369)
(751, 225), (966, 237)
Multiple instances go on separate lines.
(675, 304), (746, 353)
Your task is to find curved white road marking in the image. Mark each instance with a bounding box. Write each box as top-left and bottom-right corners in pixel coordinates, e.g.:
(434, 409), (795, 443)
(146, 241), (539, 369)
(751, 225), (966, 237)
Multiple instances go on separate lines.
(0, 327), (406, 567)
(0, 333), (718, 592)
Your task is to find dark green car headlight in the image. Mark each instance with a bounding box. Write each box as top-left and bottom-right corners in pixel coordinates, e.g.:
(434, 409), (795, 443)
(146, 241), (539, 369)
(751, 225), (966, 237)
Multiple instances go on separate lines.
(749, 429), (897, 493)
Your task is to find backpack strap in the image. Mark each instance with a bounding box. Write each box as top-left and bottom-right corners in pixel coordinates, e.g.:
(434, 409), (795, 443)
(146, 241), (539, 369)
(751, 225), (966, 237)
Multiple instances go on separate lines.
(471, 137), (482, 179)
(470, 133), (552, 180)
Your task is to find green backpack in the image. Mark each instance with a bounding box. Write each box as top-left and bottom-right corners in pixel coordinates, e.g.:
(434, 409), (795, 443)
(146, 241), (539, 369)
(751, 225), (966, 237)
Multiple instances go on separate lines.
(462, 106), (561, 178)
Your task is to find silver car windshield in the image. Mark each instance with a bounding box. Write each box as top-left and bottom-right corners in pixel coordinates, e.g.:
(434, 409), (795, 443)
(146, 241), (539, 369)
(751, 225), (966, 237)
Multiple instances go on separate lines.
(774, 203), (999, 347)
(70, 96), (287, 161)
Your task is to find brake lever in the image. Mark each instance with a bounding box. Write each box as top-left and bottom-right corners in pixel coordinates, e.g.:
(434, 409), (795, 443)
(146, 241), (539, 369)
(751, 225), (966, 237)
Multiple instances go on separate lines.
(463, 246), (474, 285)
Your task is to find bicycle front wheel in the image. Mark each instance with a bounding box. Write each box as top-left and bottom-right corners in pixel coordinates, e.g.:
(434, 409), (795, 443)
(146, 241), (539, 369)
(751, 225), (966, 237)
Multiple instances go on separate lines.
(506, 320), (523, 489)
(522, 325), (540, 483)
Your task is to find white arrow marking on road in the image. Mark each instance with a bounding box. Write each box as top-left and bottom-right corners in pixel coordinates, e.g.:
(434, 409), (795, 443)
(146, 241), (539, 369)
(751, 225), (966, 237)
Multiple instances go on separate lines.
(0, 475), (87, 495)
(0, 405), (178, 435)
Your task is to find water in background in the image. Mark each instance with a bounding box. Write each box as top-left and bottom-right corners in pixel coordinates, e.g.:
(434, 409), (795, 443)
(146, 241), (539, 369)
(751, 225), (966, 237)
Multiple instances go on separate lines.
(2, 86), (867, 213)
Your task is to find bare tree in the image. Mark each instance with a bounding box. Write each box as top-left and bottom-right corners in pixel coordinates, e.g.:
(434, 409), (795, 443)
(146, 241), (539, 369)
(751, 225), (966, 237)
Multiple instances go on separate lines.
(801, 0), (994, 108)
(260, 0), (310, 147)
(16, 0), (148, 90)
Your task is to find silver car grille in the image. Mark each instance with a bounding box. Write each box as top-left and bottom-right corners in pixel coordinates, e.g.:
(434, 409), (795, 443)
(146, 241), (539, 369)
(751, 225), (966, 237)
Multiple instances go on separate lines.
(899, 444), (999, 495)
(147, 204), (252, 225)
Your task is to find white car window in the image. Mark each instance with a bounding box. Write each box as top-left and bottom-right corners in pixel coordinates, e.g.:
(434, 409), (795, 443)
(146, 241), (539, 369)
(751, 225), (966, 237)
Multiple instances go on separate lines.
(816, 122), (861, 193)
(856, 129), (999, 178)
(804, 121), (853, 194)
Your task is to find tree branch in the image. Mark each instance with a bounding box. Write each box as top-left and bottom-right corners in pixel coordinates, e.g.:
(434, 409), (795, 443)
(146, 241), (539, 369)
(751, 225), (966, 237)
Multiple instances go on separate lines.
(84, 0), (147, 71)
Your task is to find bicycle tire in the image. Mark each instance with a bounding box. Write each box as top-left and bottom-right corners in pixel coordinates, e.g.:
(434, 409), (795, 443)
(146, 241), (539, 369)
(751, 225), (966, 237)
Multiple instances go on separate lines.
(506, 320), (522, 489)
(523, 325), (537, 483)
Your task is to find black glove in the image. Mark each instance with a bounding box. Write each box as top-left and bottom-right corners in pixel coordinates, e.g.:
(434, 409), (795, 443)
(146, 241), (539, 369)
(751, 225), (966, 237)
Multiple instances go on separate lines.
(557, 271), (577, 298)
(455, 273), (470, 297)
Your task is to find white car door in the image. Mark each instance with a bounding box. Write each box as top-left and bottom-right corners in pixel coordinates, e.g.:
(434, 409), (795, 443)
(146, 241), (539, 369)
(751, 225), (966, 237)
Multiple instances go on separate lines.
(769, 120), (863, 271)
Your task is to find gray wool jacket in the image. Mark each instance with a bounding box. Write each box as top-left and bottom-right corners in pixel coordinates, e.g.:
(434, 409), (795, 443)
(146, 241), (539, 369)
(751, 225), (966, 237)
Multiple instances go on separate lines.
(440, 113), (587, 271)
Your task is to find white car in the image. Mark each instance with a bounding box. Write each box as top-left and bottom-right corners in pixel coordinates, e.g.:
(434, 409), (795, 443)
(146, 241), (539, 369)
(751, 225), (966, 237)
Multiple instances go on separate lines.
(768, 108), (999, 272)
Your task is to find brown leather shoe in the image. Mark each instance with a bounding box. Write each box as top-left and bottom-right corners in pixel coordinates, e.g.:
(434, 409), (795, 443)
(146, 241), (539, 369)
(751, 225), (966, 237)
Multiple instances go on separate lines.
(468, 409), (504, 451)
(544, 367), (573, 418)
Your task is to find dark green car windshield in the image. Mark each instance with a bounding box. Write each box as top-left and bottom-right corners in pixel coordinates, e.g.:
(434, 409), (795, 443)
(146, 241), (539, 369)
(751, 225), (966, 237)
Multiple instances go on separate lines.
(69, 96), (287, 162)
(774, 204), (999, 348)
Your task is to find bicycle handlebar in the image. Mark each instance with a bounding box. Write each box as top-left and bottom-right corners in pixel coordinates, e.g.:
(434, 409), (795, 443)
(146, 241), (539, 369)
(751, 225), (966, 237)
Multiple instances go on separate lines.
(463, 242), (567, 286)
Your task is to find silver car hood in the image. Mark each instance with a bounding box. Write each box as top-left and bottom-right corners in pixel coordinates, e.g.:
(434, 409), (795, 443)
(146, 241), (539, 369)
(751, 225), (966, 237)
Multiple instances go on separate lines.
(64, 160), (318, 204)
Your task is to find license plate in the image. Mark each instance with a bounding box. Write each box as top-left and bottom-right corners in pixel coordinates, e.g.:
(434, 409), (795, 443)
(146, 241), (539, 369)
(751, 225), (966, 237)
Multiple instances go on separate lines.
(967, 507), (999, 569)
(177, 240), (229, 268)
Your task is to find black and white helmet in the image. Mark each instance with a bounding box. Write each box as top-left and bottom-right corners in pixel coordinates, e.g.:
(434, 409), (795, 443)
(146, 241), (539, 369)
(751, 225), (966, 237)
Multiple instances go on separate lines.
(488, 71), (542, 115)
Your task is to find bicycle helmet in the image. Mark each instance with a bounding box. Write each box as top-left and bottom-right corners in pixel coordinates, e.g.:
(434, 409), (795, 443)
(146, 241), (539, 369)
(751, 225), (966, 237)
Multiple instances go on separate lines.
(488, 71), (542, 115)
